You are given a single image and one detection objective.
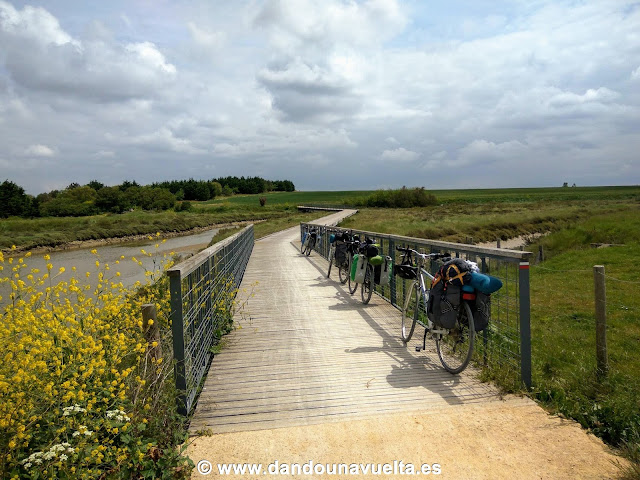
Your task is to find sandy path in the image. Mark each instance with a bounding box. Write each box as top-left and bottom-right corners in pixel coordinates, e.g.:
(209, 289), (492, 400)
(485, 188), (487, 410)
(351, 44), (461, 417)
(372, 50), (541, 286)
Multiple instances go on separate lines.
(188, 397), (625, 479)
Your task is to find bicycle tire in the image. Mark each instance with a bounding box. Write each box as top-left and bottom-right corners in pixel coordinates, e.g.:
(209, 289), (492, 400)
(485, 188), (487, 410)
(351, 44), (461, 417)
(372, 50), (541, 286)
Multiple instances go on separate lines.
(401, 281), (420, 343)
(338, 258), (349, 284)
(348, 256), (358, 294)
(361, 264), (374, 304)
(327, 247), (334, 278)
(435, 301), (475, 374)
(305, 239), (314, 256)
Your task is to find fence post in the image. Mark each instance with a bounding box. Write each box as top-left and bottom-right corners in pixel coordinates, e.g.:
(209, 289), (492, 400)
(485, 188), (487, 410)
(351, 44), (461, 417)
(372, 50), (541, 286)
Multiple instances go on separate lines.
(538, 245), (544, 262)
(519, 262), (532, 389)
(594, 265), (608, 379)
(168, 273), (188, 416)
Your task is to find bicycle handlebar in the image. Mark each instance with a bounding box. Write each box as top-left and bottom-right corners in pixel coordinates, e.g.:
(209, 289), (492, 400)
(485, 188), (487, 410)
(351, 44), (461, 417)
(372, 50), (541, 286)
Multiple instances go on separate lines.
(395, 246), (449, 259)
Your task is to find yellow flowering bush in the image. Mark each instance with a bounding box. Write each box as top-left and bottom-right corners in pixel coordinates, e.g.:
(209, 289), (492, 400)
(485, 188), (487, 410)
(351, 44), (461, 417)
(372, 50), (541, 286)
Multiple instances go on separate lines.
(0, 247), (193, 479)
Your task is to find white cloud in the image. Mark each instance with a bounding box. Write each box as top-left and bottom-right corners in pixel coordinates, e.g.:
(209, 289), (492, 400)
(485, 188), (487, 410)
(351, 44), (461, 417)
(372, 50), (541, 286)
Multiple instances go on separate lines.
(188, 22), (226, 49)
(1, 0), (640, 193)
(380, 147), (419, 162)
(0, 2), (176, 102)
(24, 144), (55, 156)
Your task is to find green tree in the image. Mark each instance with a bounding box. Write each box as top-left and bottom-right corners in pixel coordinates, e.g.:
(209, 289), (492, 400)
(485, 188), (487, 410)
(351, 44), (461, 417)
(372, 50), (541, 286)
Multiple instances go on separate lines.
(87, 180), (105, 191)
(95, 186), (127, 213)
(40, 186), (98, 217)
(0, 180), (29, 218)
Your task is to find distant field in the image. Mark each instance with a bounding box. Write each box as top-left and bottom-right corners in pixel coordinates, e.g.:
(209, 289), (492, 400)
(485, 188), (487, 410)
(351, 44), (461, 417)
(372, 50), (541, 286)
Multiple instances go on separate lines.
(204, 185), (639, 207)
(203, 190), (372, 206)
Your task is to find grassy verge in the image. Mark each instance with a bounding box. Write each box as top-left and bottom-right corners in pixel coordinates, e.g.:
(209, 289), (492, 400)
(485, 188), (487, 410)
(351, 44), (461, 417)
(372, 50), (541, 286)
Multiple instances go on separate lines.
(526, 229), (640, 476)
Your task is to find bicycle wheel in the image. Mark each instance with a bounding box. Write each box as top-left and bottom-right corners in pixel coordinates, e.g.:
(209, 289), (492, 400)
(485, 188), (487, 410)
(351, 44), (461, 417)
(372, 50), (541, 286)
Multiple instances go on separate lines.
(361, 264), (374, 304)
(327, 247), (334, 278)
(348, 257), (358, 294)
(401, 281), (420, 343)
(305, 239), (314, 256)
(435, 301), (475, 374)
(338, 265), (349, 285)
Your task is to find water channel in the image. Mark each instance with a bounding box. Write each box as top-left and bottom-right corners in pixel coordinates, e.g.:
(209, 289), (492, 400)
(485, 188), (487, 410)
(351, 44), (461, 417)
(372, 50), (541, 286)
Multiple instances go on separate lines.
(1, 226), (230, 305)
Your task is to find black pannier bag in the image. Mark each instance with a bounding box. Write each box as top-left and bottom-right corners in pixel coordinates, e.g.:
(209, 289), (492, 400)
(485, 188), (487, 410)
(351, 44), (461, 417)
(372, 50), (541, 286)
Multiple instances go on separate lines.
(428, 275), (461, 329)
(473, 291), (491, 332)
(335, 243), (349, 267)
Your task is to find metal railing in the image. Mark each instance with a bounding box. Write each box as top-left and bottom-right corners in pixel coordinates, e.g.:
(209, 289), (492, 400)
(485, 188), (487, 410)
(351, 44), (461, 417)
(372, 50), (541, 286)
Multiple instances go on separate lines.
(167, 225), (254, 415)
(301, 222), (533, 389)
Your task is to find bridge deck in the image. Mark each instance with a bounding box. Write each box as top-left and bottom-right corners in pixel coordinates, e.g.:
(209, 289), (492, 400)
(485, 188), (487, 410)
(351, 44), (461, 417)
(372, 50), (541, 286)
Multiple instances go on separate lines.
(190, 212), (500, 434)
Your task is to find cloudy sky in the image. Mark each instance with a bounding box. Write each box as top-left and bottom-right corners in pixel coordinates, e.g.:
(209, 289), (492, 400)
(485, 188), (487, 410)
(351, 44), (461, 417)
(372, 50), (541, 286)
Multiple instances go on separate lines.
(0, 0), (639, 194)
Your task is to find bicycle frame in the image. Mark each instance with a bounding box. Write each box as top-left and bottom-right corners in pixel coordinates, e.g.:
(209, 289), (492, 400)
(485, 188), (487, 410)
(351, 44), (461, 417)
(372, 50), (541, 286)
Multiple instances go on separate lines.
(413, 261), (449, 338)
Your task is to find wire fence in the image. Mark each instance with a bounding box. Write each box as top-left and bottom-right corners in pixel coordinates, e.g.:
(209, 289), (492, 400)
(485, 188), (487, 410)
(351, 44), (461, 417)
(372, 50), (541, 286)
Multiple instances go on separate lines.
(167, 225), (254, 415)
(301, 222), (533, 389)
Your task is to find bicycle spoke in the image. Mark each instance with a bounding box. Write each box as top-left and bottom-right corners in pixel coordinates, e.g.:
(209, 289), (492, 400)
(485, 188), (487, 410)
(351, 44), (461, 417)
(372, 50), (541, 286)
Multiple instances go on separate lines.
(435, 301), (475, 374)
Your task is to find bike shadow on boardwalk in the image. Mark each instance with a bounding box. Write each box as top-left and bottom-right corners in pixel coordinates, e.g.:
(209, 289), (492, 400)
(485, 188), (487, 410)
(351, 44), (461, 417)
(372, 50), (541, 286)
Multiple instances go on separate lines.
(300, 249), (483, 408)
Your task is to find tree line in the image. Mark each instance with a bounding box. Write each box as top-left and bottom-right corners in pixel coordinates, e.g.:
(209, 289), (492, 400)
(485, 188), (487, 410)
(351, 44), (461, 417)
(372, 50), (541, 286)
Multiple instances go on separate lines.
(0, 176), (295, 218)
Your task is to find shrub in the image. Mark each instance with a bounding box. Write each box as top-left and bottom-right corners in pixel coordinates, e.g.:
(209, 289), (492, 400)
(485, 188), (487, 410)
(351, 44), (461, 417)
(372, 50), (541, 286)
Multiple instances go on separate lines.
(352, 187), (438, 208)
(0, 246), (194, 479)
(175, 201), (192, 212)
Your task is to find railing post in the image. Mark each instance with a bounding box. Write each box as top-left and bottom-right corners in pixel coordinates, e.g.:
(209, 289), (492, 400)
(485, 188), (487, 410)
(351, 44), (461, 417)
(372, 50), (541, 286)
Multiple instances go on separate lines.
(169, 273), (187, 415)
(519, 261), (532, 389)
(388, 237), (396, 307)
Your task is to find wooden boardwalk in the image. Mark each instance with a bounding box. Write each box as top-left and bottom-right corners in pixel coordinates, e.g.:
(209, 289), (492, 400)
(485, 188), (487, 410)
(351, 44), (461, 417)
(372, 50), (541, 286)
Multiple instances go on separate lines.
(189, 211), (500, 434)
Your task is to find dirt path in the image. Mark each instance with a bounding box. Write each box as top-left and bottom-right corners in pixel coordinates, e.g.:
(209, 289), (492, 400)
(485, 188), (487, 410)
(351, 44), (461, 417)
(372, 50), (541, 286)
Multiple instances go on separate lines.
(188, 397), (626, 479)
